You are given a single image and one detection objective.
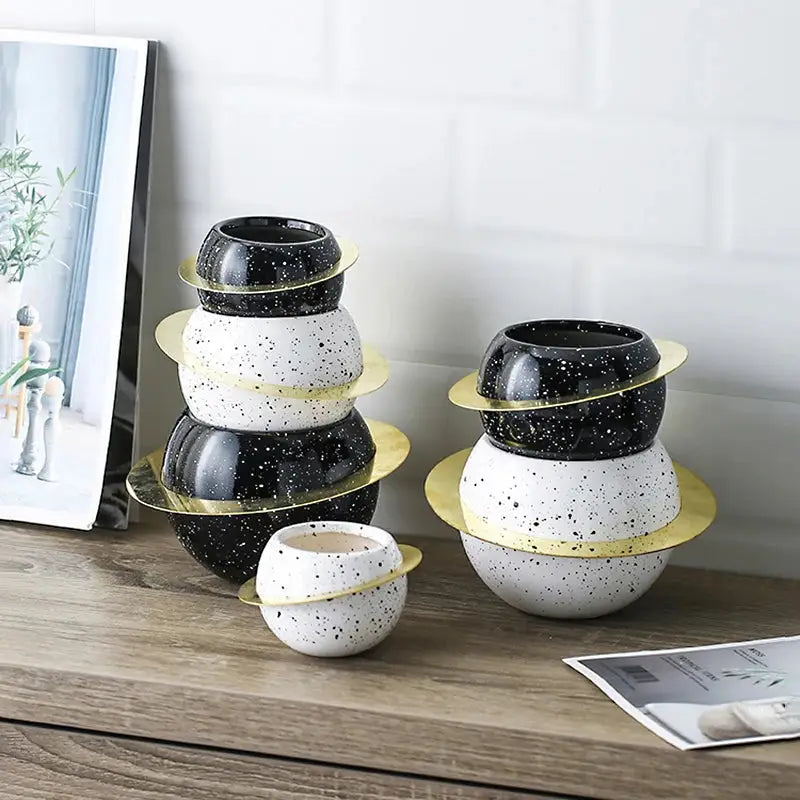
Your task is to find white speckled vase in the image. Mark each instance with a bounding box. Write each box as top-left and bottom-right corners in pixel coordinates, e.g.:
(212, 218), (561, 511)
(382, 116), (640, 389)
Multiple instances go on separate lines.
(255, 521), (407, 657)
(459, 436), (680, 619)
(179, 306), (362, 431)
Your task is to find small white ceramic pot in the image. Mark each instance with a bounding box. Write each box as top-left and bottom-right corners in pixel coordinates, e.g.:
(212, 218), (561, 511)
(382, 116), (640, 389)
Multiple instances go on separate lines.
(460, 436), (680, 541)
(255, 521), (407, 657)
(460, 532), (671, 619)
(179, 306), (362, 431)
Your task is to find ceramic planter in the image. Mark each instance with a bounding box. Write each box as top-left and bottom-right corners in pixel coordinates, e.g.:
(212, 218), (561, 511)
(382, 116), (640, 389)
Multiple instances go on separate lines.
(179, 305), (362, 431)
(161, 409), (375, 501)
(460, 532), (670, 618)
(456, 435), (679, 618)
(477, 319), (666, 460)
(168, 483), (380, 584)
(255, 521), (408, 657)
(194, 216), (343, 317)
(460, 435), (680, 541)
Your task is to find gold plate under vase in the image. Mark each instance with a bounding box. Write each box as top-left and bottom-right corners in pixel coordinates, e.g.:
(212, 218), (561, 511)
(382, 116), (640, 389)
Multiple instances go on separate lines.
(178, 237), (359, 294)
(126, 419), (410, 516)
(237, 544), (423, 607)
(424, 448), (717, 558)
(448, 339), (688, 412)
(155, 308), (390, 399)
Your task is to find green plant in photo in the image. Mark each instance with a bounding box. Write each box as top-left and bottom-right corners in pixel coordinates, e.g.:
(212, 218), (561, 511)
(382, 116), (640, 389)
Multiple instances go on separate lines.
(0, 131), (76, 283)
(0, 356), (59, 388)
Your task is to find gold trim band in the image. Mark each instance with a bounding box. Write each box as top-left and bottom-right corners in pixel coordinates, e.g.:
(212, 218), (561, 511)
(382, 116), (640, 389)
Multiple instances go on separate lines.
(448, 339), (688, 412)
(424, 448), (716, 558)
(178, 237), (359, 294)
(155, 308), (389, 399)
(126, 419), (410, 516)
(238, 544), (423, 606)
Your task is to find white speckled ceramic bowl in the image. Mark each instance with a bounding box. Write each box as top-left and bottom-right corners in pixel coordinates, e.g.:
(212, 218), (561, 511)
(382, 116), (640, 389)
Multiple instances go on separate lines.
(255, 521), (408, 657)
(460, 533), (670, 618)
(460, 435), (679, 541)
(179, 306), (362, 431)
(458, 436), (680, 618)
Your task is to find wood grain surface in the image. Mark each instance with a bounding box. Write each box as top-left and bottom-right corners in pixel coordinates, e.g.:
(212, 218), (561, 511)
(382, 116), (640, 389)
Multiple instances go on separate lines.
(0, 721), (550, 800)
(1, 516), (799, 799)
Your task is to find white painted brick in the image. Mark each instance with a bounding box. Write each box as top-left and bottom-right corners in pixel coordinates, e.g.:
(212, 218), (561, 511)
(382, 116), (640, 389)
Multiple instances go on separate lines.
(601, 0), (800, 120)
(338, 0), (578, 102)
(95, 0), (328, 82)
(0, 1), (94, 32)
(728, 132), (800, 256)
(585, 254), (800, 403)
(458, 117), (708, 246)
(661, 389), (800, 526)
(344, 235), (579, 367)
(209, 98), (452, 222)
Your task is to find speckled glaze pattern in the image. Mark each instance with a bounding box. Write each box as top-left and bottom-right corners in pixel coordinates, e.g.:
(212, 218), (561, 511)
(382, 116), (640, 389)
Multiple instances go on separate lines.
(167, 483), (380, 583)
(260, 579), (406, 657)
(481, 380), (666, 460)
(478, 319), (664, 459)
(161, 409), (375, 501)
(197, 274), (343, 317)
(460, 532), (670, 618)
(256, 521), (403, 600)
(182, 305), (362, 389)
(256, 521), (407, 657)
(196, 216), (341, 288)
(178, 368), (354, 432)
(460, 436), (679, 542)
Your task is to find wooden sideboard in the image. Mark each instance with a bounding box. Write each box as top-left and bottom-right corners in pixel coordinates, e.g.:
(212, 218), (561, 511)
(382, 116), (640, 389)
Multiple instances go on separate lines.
(1, 518), (798, 799)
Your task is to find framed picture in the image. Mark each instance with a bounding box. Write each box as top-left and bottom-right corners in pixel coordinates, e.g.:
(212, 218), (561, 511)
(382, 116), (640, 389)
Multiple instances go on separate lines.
(0, 30), (156, 530)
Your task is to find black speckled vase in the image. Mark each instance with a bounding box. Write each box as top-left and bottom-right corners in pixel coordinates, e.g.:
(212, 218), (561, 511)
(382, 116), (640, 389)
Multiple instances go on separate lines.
(195, 216), (343, 317)
(478, 319), (666, 460)
(162, 408), (375, 501)
(161, 408), (380, 582)
(168, 484), (380, 584)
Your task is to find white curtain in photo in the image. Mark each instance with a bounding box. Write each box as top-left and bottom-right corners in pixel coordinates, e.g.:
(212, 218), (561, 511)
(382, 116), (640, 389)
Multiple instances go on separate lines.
(70, 49), (141, 427)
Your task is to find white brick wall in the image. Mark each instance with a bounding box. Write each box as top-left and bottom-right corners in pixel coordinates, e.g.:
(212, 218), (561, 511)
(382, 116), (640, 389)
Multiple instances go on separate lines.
(5, 1), (799, 575)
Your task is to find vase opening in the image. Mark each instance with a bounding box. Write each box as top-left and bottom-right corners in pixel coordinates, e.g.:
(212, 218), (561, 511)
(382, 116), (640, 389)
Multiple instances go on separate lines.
(285, 531), (382, 554)
(505, 320), (644, 350)
(219, 217), (326, 245)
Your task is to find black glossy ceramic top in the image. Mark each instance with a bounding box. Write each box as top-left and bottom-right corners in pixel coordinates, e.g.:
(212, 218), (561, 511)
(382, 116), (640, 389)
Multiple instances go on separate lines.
(478, 319), (660, 402)
(196, 216), (341, 288)
(477, 320), (665, 460)
(197, 274), (344, 317)
(161, 409), (375, 502)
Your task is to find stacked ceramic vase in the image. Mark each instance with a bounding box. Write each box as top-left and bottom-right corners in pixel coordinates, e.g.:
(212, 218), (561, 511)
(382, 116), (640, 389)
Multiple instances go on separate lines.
(426, 319), (716, 619)
(127, 216), (408, 583)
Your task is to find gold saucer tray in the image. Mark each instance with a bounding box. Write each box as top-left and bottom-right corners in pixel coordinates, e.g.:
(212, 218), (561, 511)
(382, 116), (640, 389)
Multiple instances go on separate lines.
(178, 237), (359, 294)
(127, 419), (410, 516)
(424, 448), (716, 558)
(155, 308), (389, 399)
(237, 544), (423, 606)
(448, 339), (688, 412)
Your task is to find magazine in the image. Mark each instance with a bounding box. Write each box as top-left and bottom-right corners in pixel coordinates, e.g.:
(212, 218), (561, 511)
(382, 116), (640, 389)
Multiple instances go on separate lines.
(565, 635), (800, 750)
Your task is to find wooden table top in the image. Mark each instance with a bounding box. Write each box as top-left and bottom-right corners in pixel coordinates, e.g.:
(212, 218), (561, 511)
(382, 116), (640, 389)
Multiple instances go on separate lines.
(1, 517), (799, 799)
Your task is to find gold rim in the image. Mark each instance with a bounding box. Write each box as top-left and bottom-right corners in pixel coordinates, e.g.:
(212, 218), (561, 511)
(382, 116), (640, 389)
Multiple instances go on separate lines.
(424, 448), (716, 558)
(155, 308), (389, 399)
(237, 544), (423, 606)
(126, 419), (410, 516)
(448, 339), (688, 412)
(178, 237), (359, 294)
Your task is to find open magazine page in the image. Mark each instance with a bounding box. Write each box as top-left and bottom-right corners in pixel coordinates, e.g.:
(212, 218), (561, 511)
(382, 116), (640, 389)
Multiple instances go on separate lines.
(565, 635), (800, 750)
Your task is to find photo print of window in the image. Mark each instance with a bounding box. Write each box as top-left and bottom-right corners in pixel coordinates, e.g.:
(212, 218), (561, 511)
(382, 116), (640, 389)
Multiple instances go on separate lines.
(0, 30), (156, 530)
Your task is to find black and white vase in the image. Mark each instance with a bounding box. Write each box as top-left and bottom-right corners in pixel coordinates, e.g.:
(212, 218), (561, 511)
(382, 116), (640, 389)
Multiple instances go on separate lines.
(478, 319), (666, 460)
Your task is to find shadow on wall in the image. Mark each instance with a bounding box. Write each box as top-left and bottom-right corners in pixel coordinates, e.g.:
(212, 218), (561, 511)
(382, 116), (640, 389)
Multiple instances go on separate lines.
(136, 53), (189, 457)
